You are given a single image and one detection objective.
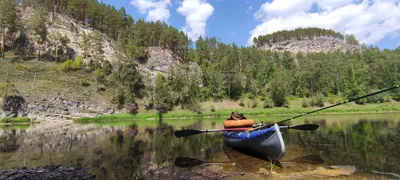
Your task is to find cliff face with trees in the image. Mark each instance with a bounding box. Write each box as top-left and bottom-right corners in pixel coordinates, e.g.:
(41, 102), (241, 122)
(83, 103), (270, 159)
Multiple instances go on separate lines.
(253, 28), (361, 54)
(0, 0), (400, 119)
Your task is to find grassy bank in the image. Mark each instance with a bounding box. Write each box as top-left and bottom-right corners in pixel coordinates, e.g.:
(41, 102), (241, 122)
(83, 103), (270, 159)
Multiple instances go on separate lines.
(0, 117), (31, 124)
(75, 101), (400, 123)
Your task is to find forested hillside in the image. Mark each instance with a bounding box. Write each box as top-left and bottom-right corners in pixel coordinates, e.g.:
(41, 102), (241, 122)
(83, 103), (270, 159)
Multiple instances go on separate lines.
(1, 0), (400, 118)
(20, 0), (190, 61)
(189, 37), (400, 107)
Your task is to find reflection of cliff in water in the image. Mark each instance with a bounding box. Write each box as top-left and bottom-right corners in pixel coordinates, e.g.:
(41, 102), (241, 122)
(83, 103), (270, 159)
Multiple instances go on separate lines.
(0, 129), (19, 153)
(284, 120), (400, 173)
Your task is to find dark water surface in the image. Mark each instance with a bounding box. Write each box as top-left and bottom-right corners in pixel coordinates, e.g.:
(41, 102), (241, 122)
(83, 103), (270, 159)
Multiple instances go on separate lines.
(0, 113), (399, 179)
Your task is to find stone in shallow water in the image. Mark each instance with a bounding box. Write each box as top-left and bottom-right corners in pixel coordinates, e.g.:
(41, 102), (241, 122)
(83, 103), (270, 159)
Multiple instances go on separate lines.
(0, 165), (95, 180)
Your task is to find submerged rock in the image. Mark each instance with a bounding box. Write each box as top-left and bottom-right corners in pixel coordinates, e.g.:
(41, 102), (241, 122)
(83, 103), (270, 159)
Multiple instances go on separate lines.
(0, 165), (95, 180)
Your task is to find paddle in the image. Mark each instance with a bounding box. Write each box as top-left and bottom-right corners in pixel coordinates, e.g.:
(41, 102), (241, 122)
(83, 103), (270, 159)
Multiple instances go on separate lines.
(174, 124), (318, 137)
(252, 85), (400, 132)
(174, 157), (231, 168)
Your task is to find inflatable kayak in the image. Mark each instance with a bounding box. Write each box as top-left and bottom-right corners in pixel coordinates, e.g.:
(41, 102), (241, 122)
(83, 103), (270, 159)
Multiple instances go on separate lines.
(222, 124), (285, 161)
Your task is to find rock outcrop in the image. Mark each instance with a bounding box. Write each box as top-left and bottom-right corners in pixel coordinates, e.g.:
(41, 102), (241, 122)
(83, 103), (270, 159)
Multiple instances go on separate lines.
(0, 95), (28, 119)
(26, 96), (117, 121)
(138, 47), (201, 84)
(259, 39), (361, 54)
(0, 165), (95, 180)
(20, 7), (122, 64)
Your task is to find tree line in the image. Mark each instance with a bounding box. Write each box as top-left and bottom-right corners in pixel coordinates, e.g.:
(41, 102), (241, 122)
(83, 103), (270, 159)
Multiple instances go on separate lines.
(253, 27), (359, 47)
(183, 37), (400, 108)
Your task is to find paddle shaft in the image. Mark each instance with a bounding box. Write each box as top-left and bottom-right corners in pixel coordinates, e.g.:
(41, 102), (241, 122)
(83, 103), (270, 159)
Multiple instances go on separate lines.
(199, 124), (316, 133)
(201, 128), (250, 132)
(260, 85), (400, 129)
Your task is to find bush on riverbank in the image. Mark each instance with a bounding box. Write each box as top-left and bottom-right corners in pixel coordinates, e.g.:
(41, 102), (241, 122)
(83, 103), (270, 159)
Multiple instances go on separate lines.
(0, 117), (30, 124)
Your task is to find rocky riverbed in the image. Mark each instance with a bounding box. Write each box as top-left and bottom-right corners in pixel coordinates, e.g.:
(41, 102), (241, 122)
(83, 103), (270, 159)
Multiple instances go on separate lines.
(0, 165), (94, 180)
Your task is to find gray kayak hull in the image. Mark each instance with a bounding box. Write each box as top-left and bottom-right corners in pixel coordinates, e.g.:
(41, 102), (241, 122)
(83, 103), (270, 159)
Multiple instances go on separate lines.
(223, 124), (285, 161)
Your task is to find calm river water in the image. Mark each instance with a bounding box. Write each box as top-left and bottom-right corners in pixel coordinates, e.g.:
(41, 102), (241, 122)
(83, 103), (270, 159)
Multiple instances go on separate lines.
(0, 113), (399, 179)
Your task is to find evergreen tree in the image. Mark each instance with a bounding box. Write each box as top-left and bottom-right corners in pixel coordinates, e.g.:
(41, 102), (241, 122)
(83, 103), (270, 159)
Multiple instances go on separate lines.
(27, 8), (48, 61)
(0, 0), (19, 58)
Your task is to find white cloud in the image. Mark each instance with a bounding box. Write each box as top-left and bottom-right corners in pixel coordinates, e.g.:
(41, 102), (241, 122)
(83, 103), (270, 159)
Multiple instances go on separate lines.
(248, 0), (400, 46)
(131, 0), (171, 22)
(177, 0), (214, 41)
(247, 5), (253, 13)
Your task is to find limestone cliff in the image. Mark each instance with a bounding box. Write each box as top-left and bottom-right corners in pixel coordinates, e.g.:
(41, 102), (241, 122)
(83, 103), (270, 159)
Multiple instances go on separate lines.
(259, 39), (362, 54)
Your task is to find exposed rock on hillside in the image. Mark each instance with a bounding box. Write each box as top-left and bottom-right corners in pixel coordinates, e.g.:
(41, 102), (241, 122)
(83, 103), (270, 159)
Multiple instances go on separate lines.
(138, 47), (201, 83)
(26, 96), (118, 121)
(0, 96), (28, 119)
(259, 39), (361, 54)
(20, 7), (122, 64)
(138, 47), (182, 80)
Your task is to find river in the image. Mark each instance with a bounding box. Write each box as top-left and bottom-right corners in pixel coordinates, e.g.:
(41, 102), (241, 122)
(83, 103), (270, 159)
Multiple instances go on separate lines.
(0, 113), (399, 179)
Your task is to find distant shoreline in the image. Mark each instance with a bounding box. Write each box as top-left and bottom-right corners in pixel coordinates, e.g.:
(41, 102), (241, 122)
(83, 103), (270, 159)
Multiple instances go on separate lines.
(75, 102), (400, 123)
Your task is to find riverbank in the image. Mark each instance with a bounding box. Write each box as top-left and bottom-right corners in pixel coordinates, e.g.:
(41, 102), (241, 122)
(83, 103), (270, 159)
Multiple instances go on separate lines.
(0, 165), (94, 180)
(75, 101), (400, 123)
(0, 117), (31, 125)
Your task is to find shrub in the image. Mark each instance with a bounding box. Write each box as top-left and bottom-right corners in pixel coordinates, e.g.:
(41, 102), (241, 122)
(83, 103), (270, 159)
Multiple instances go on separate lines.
(0, 117), (30, 123)
(366, 93), (391, 104)
(210, 105), (216, 112)
(239, 99), (245, 107)
(95, 68), (106, 83)
(357, 98), (367, 105)
(327, 96), (338, 104)
(251, 100), (258, 108)
(311, 93), (324, 107)
(80, 79), (90, 87)
(58, 56), (83, 72)
(248, 93), (255, 100)
(263, 97), (274, 108)
(113, 89), (125, 109)
(125, 102), (139, 115)
(302, 98), (310, 108)
(270, 73), (288, 107)
(188, 103), (202, 114)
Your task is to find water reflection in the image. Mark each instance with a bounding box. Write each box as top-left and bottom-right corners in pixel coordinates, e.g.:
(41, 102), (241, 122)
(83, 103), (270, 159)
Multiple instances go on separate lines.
(284, 119), (400, 173)
(0, 114), (399, 179)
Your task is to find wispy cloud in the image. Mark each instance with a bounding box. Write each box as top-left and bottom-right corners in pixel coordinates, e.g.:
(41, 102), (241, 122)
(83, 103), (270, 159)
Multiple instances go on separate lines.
(247, 5), (252, 13)
(177, 0), (214, 41)
(230, 32), (236, 35)
(249, 0), (400, 46)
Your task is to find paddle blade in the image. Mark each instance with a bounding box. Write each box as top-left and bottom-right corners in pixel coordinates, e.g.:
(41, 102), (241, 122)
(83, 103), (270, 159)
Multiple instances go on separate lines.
(290, 124), (319, 131)
(174, 129), (203, 137)
(174, 157), (204, 168)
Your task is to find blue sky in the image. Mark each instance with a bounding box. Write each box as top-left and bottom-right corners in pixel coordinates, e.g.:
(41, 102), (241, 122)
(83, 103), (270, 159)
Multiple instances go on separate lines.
(103, 0), (400, 50)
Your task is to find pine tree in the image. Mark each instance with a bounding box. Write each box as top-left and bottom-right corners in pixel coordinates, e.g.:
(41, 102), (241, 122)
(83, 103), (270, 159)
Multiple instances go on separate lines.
(0, 0), (19, 58)
(27, 8), (48, 61)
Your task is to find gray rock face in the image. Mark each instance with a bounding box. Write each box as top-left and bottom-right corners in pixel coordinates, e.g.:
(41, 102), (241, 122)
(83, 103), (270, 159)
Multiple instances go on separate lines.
(259, 39), (361, 54)
(0, 165), (95, 180)
(0, 96), (28, 119)
(137, 47), (202, 85)
(138, 47), (182, 83)
(27, 97), (118, 121)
